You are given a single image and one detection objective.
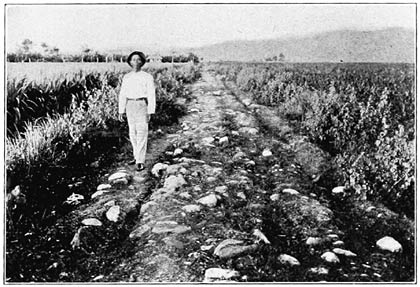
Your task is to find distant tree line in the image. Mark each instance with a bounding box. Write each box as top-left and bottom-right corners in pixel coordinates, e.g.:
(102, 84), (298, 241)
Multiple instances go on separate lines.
(264, 53), (286, 62)
(7, 39), (200, 63)
(161, 53), (199, 64)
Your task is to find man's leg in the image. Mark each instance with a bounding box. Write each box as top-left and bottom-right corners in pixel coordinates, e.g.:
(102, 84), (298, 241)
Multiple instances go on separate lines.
(135, 121), (148, 164)
(126, 105), (138, 162)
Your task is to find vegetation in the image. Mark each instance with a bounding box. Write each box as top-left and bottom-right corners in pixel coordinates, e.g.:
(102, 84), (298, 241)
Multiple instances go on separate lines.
(7, 39), (200, 63)
(212, 62), (415, 218)
(6, 63), (201, 211)
(6, 64), (200, 137)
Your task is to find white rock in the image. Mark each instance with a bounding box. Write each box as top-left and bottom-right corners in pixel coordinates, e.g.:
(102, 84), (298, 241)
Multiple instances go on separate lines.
(11, 185), (21, 197)
(332, 186), (345, 194)
(179, 192), (192, 199)
(82, 218), (102, 226)
(113, 178), (128, 185)
(91, 190), (106, 199)
(104, 200), (115, 207)
(328, 234), (339, 240)
(213, 239), (256, 258)
(238, 127), (259, 135)
(178, 157), (206, 164)
(65, 193), (84, 205)
(306, 237), (322, 246)
(202, 137), (215, 145)
(366, 206), (376, 212)
(282, 188), (300, 195)
(140, 201), (157, 215)
(106, 205), (120, 222)
(232, 152), (246, 161)
(243, 99), (252, 106)
(253, 229), (271, 244)
(182, 204), (202, 213)
(212, 90), (222, 96)
(376, 236), (402, 253)
(237, 192), (247, 200)
(193, 186), (202, 192)
(108, 172), (129, 182)
(333, 248), (357, 257)
(173, 148), (183, 156)
(321, 251), (340, 263)
(270, 194), (280, 201)
(164, 175), (187, 192)
(204, 268), (239, 280)
(219, 136), (229, 145)
(97, 184), (112, 191)
(244, 160), (255, 167)
(231, 131), (239, 136)
(278, 254), (301, 266)
(215, 186), (228, 193)
(201, 245), (214, 251)
(129, 224), (152, 239)
(262, 149), (273, 157)
(211, 161), (223, 166)
(332, 240), (345, 247)
(197, 194), (218, 207)
(309, 267), (329, 275)
(92, 275), (104, 281)
(190, 108), (200, 113)
(151, 163), (169, 177)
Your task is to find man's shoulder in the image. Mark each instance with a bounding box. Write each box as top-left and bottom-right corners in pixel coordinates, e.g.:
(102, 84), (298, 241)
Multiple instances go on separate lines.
(141, 71), (154, 78)
(123, 71), (134, 78)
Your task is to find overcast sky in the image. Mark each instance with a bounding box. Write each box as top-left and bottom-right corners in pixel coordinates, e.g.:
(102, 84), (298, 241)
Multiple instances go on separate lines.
(6, 3), (416, 54)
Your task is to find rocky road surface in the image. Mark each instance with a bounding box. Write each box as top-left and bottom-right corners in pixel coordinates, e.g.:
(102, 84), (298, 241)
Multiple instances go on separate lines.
(65, 69), (413, 283)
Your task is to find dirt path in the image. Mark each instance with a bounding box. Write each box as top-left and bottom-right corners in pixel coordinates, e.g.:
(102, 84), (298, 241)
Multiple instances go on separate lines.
(63, 69), (413, 283)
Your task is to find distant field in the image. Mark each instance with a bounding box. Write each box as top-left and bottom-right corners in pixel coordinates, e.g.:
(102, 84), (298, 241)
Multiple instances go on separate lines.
(6, 62), (185, 82)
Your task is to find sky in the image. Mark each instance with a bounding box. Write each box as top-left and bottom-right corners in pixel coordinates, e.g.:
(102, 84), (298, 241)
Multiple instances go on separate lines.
(5, 3), (416, 54)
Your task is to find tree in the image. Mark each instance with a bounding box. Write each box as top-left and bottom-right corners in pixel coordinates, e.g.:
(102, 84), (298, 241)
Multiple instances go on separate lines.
(81, 45), (91, 62)
(278, 53), (285, 62)
(21, 39), (33, 53)
(41, 42), (49, 53)
(187, 52), (199, 64)
(19, 39), (33, 62)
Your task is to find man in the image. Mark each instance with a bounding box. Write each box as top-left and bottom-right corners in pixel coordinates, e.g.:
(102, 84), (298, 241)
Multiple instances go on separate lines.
(118, 51), (156, 171)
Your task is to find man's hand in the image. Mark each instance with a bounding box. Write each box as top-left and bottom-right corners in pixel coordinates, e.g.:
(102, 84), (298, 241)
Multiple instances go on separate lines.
(146, 114), (152, 123)
(118, 113), (125, 122)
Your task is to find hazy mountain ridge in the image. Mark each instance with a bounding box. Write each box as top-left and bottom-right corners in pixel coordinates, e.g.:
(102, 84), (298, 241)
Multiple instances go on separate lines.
(187, 28), (415, 62)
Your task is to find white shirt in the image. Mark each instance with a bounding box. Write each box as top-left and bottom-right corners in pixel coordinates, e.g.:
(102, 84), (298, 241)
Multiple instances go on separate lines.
(118, 70), (156, 114)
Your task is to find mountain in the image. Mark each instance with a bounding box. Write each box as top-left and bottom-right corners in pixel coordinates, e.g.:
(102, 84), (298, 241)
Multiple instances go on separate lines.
(187, 27), (415, 63)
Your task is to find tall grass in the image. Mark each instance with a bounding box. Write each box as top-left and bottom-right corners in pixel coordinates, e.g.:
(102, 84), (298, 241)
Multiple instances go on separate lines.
(6, 64), (201, 191)
(7, 62), (200, 137)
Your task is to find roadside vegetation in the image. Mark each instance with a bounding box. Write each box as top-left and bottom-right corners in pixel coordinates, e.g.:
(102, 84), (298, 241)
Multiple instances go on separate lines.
(211, 62), (415, 218)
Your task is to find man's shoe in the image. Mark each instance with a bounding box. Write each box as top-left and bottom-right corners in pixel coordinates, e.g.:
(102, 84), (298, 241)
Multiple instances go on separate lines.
(128, 159), (136, 165)
(136, 163), (145, 171)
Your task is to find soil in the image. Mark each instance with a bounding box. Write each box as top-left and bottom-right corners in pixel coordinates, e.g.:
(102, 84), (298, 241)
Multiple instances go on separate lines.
(6, 67), (415, 283)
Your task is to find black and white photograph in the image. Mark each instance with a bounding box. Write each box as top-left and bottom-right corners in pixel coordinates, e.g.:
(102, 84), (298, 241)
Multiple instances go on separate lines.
(4, 2), (416, 283)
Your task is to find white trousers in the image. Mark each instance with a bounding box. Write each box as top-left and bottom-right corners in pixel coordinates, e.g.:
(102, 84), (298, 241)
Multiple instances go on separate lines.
(126, 101), (148, 164)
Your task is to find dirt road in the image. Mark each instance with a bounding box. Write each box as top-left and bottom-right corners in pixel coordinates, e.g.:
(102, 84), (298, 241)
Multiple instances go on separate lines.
(61, 69), (414, 283)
